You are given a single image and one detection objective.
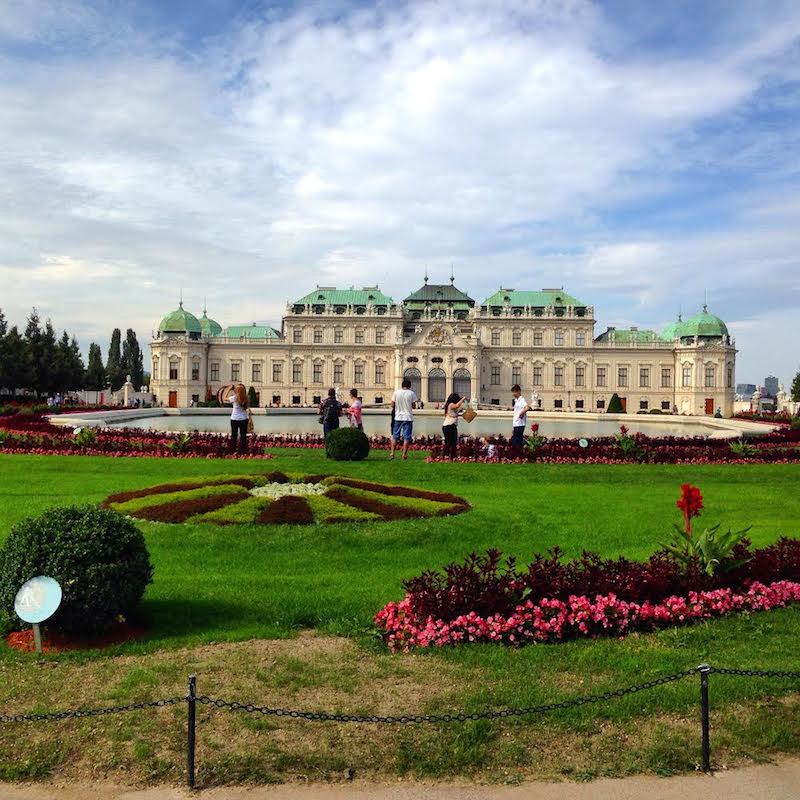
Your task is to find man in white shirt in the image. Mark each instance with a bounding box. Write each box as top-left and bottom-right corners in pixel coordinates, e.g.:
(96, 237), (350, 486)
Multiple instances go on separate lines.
(511, 383), (530, 448)
(390, 378), (418, 460)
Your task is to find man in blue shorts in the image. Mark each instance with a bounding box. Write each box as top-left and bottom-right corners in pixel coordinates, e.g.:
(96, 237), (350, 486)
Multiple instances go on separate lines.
(390, 378), (418, 460)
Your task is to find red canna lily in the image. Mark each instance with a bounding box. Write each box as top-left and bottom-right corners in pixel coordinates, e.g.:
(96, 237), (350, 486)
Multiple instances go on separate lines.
(676, 483), (704, 534)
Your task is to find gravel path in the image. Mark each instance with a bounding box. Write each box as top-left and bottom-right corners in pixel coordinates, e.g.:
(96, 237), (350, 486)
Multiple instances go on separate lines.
(3, 760), (799, 800)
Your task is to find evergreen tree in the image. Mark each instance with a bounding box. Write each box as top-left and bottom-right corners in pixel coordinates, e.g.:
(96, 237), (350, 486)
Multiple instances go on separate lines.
(85, 343), (107, 391)
(791, 369), (800, 403)
(68, 336), (86, 390)
(607, 393), (625, 413)
(23, 308), (43, 397)
(106, 328), (124, 391)
(0, 308), (7, 394)
(122, 329), (144, 389)
(247, 385), (258, 407)
(54, 331), (85, 392)
(39, 320), (59, 397)
(3, 327), (32, 396)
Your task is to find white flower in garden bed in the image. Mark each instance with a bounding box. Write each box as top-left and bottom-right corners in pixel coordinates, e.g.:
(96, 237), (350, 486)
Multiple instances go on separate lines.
(249, 482), (328, 499)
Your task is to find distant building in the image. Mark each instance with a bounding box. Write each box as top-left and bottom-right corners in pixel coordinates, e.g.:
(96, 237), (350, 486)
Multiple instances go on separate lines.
(736, 383), (757, 397)
(150, 282), (737, 416)
(764, 375), (779, 397)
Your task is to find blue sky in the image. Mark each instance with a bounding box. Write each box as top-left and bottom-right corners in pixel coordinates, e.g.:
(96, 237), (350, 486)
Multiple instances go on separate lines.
(1, 0), (798, 385)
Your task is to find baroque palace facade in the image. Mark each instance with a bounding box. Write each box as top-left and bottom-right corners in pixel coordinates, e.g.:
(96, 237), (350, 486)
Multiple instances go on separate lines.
(150, 279), (737, 415)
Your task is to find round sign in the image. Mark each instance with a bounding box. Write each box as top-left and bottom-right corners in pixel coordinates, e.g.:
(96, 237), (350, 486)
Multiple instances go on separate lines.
(578, 438), (590, 448)
(73, 427), (82, 436)
(14, 576), (63, 624)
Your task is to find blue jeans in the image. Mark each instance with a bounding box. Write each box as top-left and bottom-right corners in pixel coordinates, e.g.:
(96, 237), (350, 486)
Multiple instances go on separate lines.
(323, 421), (339, 437)
(392, 419), (413, 442)
(511, 426), (525, 447)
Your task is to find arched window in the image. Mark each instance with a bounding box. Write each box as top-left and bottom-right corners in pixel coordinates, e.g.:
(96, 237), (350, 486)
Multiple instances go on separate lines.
(428, 368), (446, 402)
(453, 368), (471, 398)
(403, 367), (421, 397)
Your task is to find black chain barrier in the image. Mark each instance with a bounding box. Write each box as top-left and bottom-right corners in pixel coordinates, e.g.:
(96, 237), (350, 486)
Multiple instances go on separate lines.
(1, 664), (798, 788)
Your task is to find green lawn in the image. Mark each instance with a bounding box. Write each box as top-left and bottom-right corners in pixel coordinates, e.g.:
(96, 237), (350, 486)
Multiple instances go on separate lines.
(0, 452), (799, 784)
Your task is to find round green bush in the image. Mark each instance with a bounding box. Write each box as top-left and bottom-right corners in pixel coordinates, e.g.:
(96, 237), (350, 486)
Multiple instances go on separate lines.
(325, 427), (371, 461)
(648, 408), (663, 414)
(0, 505), (153, 635)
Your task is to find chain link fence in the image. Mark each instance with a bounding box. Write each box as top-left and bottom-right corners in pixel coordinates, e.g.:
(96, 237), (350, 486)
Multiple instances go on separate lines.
(2, 664), (799, 788)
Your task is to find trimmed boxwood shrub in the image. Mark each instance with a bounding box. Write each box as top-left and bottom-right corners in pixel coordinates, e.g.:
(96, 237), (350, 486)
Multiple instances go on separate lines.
(0, 505), (153, 635)
(325, 427), (370, 461)
(607, 393), (625, 413)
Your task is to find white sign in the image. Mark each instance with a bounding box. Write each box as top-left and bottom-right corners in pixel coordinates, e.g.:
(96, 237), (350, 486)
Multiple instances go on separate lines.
(578, 438), (590, 448)
(14, 576), (63, 624)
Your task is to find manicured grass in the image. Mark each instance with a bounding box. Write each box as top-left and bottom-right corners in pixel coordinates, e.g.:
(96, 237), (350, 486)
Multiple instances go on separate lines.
(0, 451), (799, 783)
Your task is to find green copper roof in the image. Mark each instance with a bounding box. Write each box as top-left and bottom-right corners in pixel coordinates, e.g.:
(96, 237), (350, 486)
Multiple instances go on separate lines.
(200, 310), (223, 337)
(481, 289), (586, 307)
(595, 328), (661, 344)
(158, 304), (202, 334)
(221, 324), (281, 340)
(678, 308), (729, 338)
(294, 287), (394, 306)
(404, 282), (475, 308)
(661, 315), (683, 341)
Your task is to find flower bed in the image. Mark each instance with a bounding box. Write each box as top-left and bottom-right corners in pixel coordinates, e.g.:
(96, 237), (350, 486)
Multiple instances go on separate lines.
(374, 485), (800, 650)
(102, 473), (470, 526)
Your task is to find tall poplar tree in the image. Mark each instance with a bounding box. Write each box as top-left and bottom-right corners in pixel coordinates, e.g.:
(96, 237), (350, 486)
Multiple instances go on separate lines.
(85, 343), (107, 391)
(791, 369), (800, 403)
(122, 329), (144, 388)
(106, 328), (124, 391)
(0, 308), (7, 394)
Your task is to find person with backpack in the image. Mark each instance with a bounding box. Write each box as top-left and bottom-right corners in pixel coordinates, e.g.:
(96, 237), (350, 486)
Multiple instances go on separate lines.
(319, 388), (343, 438)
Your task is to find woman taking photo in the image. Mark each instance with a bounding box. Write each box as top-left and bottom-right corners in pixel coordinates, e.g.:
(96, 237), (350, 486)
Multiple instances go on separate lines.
(222, 383), (249, 452)
(442, 392), (466, 460)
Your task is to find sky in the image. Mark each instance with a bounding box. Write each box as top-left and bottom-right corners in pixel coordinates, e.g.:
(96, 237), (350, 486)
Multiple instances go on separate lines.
(1, 0), (799, 386)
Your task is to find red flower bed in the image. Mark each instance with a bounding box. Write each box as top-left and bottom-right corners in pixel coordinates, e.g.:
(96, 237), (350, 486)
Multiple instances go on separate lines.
(325, 487), (424, 520)
(134, 492), (245, 523)
(256, 495), (314, 525)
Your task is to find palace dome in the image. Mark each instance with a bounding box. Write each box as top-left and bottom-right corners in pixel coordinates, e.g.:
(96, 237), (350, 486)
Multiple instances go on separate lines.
(200, 309), (223, 337)
(158, 303), (202, 336)
(660, 314), (683, 341)
(679, 308), (729, 339)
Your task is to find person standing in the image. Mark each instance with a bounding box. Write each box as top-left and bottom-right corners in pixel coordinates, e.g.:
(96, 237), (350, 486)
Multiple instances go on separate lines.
(345, 388), (363, 431)
(390, 378), (418, 460)
(442, 392), (466, 459)
(226, 383), (249, 452)
(510, 384), (530, 448)
(319, 388), (343, 438)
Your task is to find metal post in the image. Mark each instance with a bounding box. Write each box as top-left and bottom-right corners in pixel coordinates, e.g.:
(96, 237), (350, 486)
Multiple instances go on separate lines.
(187, 674), (197, 789)
(698, 664), (711, 772)
(32, 623), (42, 654)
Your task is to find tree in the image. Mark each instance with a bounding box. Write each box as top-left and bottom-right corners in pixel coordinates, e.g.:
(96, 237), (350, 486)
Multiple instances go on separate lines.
(607, 393), (625, 413)
(0, 308), (7, 393)
(23, 308), (44, 397)
(791, 369), (800, 403)
(122, 329), (144, 389)
(54, 331), (85, 392)
(85, 343), (107, 391)
(247, 385), (258, 407)
(39, 320), (59, 397)
(68, 336), (86, 391)
(3, 327), (32, 396)
(106, 329), (124, 391)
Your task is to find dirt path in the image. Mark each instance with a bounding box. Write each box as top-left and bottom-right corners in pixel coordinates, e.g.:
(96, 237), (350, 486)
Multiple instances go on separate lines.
(3, 759), (800, 800)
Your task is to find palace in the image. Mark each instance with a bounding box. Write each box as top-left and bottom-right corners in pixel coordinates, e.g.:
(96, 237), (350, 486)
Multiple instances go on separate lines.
(150, 278), (737, 415)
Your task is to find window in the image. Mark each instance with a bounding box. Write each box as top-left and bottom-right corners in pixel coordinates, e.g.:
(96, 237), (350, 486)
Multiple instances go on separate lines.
(169, 360), (178, 380)
(191, 361), (200, 381)
(682, 365), (692, 387)
(252, 363), (262, 383)
(334, 328), (343, 344)
(292, 395), (301, 405)
(272, 395), (281, 405)
(640, 399), (649, 410)
(705, 365), (715, 388)
(293, 328), (302, 344)
(596, 367), (607, 387)
(727, 363), (733, 388)
(512, 330), (521, 346)
(355, 329), (364, 344)
(312, 395), (321, 405)
(272, 362), (282, 383)
(354, 362), (364, 384)
(312, 363), (322, 383)
(554, 331), (564, 346)
(554, 366), (564, 386)
(661, 367), (672, 388)
(191, 394), (199, 405)
(292, 362), (302, 383)
(532, 365), (543, 386)
(618, 367), (628, 388)
(575, 366), (585, 387)
(375, 396), (384, 404)
(231, 363), (241, 382)
(576, 331), (586, 347)
(152, 357), (160, 379)
(376, 328), (385, 344)
(533, 330), (543, 346)
(490, 365), (501, 385)
(639, 367), (650, 388)
(596, 399), (606, 409)
(334, 362), (344, 384)
(661, 400), (671, 410)
(313, 328), (322, 344)
(575, 399), (584, 410)
(491, 330), (500, 346)
(210, 362), (219, 382)
(375, 363), (385, 385)
(554, 399), (563, 409)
